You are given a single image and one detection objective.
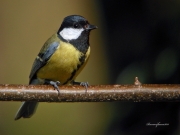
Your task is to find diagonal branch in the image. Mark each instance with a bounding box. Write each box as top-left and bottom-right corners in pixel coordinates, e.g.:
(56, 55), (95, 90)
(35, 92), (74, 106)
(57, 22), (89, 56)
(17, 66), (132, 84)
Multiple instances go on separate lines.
(0, 84), (180, 102)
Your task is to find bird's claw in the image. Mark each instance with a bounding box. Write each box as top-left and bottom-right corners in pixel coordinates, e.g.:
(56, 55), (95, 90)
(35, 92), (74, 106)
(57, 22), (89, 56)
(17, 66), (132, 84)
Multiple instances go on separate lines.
(80, 82), (89, 91)
(72, 81), (89, 92)
(49, 81), (60, 94)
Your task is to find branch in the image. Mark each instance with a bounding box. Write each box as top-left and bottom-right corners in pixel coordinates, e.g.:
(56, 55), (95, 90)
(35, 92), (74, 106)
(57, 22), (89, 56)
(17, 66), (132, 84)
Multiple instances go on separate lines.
(0, 83), (180, 102)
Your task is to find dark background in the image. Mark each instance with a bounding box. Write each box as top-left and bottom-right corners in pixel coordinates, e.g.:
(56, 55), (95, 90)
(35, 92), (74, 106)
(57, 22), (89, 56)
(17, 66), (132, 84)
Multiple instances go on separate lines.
(103, 0), (180, 84)
(102, 0), (180, 134)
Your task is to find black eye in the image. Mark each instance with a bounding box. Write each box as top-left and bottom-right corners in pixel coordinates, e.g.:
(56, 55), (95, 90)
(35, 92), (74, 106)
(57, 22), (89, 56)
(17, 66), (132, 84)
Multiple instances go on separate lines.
(73, 23), (79, 28)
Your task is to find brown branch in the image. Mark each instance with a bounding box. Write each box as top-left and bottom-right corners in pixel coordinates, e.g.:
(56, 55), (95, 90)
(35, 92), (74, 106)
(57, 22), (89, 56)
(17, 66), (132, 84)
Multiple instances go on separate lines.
(0, 84), (180, 102)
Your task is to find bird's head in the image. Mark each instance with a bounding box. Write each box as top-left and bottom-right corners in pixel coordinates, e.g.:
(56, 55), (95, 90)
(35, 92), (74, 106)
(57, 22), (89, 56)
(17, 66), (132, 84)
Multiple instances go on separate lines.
(58, 15), (97, 42)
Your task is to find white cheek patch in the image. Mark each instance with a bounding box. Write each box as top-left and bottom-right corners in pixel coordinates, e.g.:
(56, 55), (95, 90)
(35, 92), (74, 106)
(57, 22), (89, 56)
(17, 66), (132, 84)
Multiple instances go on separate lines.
(59, 28), (84, 41)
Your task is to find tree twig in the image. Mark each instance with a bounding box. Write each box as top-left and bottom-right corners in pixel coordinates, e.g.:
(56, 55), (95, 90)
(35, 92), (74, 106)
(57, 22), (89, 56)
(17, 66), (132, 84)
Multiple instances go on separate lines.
(0, 83), (180, 102)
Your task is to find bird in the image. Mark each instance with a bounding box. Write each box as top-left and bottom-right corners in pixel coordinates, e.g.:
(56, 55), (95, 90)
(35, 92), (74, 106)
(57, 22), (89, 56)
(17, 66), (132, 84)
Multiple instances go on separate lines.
(14, 15), (97, 120)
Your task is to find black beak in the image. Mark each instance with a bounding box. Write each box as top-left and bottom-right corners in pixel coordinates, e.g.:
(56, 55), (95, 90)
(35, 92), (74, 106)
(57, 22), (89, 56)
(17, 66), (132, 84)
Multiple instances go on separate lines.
(86, 24), (98, 30)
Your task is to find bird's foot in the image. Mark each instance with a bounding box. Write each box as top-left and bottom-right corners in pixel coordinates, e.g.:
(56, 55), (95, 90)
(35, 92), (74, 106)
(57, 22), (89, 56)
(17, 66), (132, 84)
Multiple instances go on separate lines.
(45, 80), (60, 94)
(72, 81), (89, 92)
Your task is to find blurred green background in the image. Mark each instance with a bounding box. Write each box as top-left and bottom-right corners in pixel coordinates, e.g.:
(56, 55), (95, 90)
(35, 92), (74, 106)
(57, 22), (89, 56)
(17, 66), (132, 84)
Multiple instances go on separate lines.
(0, 0), (110, 135)
(1, 0), (180, 135)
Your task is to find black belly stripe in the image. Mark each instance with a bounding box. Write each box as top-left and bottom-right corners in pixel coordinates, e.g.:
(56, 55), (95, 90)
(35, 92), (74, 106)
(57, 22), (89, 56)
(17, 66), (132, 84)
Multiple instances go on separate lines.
(57, 30), (90, 84)
(63, 54), (86, 84)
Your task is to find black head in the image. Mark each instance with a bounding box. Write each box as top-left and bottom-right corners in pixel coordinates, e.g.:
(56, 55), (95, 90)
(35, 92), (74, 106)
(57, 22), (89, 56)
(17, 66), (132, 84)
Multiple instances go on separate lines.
(57, 15), (97, 42)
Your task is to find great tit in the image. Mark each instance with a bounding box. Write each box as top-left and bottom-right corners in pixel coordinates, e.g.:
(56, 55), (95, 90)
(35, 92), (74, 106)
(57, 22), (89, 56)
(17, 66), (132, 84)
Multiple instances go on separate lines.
(14, 15), (97, 120)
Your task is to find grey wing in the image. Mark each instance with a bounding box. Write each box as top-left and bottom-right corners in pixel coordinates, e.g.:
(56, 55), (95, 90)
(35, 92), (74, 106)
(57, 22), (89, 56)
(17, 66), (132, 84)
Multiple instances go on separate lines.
(29, 42), (59, 83)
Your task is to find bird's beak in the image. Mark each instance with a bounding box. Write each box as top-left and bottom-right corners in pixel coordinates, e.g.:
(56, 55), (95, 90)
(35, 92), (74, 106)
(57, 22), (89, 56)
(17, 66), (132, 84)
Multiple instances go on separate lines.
(86, 24), (98, 30)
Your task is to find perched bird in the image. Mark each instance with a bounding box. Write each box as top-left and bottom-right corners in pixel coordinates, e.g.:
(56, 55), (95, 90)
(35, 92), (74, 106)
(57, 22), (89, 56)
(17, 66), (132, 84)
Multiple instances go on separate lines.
(14, 15), (97, 120)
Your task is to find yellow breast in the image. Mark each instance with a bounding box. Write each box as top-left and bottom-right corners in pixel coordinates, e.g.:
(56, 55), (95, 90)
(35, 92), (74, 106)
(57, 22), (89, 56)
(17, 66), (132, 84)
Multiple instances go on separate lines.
(37, 41), (90, 84)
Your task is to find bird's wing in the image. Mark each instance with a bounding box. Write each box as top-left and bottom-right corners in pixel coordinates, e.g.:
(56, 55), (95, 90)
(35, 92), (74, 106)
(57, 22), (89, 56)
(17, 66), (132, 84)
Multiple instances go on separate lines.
(29, 41), (59, 83)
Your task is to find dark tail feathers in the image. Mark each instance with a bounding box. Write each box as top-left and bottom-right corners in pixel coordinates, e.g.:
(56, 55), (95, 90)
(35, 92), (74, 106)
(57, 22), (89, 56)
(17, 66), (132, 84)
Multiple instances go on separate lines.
(14, 102), (38, 120)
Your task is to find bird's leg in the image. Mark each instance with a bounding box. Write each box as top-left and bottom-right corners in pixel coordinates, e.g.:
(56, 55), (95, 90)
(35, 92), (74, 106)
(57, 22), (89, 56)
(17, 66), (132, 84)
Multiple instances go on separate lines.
(45, 80), (60, 94)
(72, 80), (89, 92)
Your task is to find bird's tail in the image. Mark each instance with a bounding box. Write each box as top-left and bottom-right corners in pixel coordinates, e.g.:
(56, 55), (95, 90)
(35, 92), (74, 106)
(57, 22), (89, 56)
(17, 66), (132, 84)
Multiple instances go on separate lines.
(14, 101), (38, 120)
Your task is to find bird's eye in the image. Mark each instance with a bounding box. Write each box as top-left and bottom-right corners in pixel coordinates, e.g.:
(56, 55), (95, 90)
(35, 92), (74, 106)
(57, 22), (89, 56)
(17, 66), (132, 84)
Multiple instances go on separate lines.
(73, 23), (79, 28)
